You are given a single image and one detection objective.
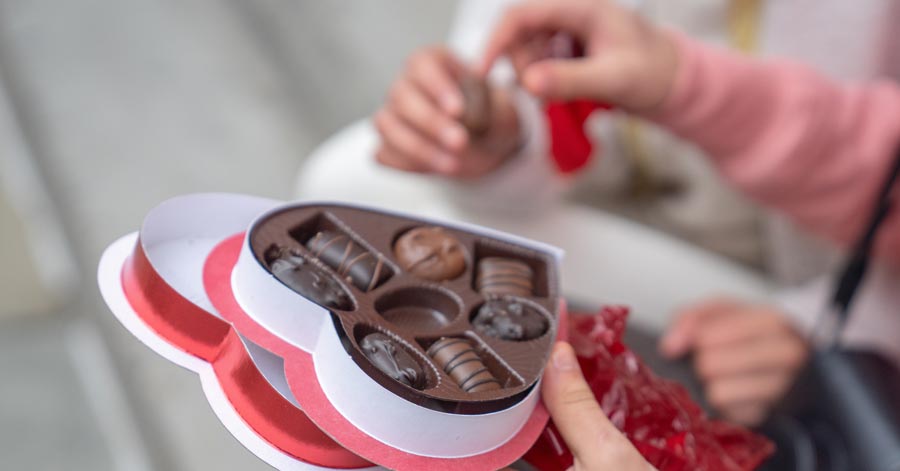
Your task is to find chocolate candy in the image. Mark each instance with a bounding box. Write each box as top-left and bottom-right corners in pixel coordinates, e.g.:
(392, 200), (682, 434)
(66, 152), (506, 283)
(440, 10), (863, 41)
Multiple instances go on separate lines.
(264, 245), (353, 311)
(459, 74), (491, 136)
(306, 230), (389, 291)
(427, 338), (501, 393)
(476, 257), (533, 297)
(473, 298), (547, 341)
(250, 204), (561, 412)
(393, 227), (467, 281)
(360, 332), (425, 389)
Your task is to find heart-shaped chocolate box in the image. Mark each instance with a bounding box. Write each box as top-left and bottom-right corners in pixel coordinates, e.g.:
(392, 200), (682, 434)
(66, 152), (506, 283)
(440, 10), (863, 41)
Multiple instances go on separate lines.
(98, 194), (563, 471)
(249, 205), (560, 414)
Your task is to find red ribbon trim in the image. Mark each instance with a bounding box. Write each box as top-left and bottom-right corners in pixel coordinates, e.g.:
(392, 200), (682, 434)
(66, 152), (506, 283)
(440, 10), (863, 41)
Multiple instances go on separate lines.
(121, 238), (230, 361)
(119, 234), (371, 468)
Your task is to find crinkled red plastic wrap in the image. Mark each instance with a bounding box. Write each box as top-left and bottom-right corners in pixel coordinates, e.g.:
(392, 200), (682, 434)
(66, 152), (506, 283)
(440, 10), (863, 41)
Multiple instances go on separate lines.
(525, 306), (775, 471)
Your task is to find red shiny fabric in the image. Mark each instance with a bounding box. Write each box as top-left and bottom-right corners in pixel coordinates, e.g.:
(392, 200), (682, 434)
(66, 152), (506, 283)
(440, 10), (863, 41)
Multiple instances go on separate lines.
(525, 306), (775, 471)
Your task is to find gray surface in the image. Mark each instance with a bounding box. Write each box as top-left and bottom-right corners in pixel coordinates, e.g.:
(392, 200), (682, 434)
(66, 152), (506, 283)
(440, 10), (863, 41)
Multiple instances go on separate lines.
(0, 1), (456, 469)
(0, 196), (54, 317)
(0, 317), (112, 471)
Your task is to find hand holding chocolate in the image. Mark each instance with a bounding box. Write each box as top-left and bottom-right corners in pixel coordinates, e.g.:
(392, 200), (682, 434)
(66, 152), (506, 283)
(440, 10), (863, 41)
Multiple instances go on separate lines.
(102, 195), (770, 470)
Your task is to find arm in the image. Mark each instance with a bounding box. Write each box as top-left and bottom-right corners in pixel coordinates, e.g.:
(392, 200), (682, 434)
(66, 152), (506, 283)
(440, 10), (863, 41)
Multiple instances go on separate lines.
(481, 0), (900, 260)
(648, 34), (900, 262)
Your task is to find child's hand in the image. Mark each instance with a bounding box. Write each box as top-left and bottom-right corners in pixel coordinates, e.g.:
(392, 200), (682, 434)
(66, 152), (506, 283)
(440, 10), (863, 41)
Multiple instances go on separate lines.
(660, 299), (810, 425)
(480, 0), (678, 111)
(373, 46), (522, 179)
(542, 342), (655, 471)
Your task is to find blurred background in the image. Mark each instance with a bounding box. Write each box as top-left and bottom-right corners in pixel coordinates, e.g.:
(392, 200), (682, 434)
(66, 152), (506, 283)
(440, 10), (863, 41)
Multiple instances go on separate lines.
(0, 1), (456, 469)
(10, 0), (890, 469)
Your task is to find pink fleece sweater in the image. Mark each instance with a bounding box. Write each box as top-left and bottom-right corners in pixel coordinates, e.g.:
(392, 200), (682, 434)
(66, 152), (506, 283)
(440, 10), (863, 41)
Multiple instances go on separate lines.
(648, 34), (900, 263)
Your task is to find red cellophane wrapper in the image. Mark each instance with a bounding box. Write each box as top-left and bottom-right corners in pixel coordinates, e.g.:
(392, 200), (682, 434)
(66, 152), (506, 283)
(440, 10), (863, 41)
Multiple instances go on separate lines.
(525, 306), (775, 471)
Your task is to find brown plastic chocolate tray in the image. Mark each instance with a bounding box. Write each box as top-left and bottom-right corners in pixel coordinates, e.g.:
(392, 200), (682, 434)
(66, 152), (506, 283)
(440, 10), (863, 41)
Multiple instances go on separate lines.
(248, 204), (559, 414)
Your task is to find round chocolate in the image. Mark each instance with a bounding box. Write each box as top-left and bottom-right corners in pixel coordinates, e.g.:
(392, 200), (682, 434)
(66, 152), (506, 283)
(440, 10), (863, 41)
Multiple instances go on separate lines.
(427, 337), (501, 393)
(264, 245), (353, 311)
(473, 298), (548, 341)
(393, 227), (467, 281)
(360, 332), (425, 389)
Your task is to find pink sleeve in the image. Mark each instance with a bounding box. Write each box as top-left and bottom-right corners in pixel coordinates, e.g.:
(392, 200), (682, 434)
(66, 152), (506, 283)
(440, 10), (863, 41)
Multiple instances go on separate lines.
(648, 33), (900, 263)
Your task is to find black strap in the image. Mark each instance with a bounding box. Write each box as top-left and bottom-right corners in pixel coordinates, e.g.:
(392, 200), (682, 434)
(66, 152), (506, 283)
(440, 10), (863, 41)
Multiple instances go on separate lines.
(829, 144), (900, 337)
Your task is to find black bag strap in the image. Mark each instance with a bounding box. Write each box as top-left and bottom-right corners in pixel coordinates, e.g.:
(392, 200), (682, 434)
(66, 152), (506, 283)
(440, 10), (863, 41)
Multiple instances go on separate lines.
(823, 143), (900, 346)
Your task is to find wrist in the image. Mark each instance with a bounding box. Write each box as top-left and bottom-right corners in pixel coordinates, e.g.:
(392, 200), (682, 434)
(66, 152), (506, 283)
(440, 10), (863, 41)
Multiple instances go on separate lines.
(648, 30), (680, 111)
(628, 28), (680, 113)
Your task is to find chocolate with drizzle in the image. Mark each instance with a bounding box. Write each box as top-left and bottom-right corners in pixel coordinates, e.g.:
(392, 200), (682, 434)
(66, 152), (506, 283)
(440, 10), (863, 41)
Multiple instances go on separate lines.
(427, 338), (501, 393)
(360, 332), (425, 389)
(264, 245), (353, 311)
(306, 230), (389, 291)
(473, 298), (547, 341)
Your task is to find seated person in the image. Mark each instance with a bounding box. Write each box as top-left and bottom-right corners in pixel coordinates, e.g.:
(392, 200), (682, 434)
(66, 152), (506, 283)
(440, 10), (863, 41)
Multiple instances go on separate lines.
(484, 0), (900, 468)
(369, 0), (900, 428)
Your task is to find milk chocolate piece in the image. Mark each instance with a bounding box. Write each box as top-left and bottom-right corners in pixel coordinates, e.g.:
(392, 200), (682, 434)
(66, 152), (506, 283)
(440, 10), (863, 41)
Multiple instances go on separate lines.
(473, 298), (547, 341)
(306, 230), (389, 291)
(264, 245), (353, 311)
(360, 332), (425, 389)
(427, 338), (501, 393)
(476, 257), (533, 297)
(459, 74), (491, 136)
(393, 227), (467, 281)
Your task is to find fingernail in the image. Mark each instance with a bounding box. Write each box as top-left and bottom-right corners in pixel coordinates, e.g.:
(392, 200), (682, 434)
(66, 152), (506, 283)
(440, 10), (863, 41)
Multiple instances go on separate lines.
(551, 343), (578, 371)
(441, 125), (467, 149)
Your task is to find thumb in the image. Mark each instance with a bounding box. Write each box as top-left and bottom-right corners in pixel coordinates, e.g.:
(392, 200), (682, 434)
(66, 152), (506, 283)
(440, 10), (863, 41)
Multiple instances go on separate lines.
(542, 342), (647, 469)
(521, 58), (607, 102)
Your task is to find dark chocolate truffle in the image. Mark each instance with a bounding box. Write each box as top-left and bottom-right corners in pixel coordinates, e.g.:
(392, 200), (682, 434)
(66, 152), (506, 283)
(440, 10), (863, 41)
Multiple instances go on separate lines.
(360, 332), (425, 389)
(264, 245), (353, 311)
(427, 338), (501, 393)
(459, 74), (491, 136)
(306, 230), (389, 291)
(393, 227), (467, 281)
(476, 257), (533, 297)
(473, 298), (547, 341)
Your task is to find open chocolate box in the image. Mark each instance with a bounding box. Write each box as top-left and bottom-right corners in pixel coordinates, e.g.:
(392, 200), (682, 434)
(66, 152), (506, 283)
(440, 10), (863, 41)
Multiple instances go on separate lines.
(97, 193), (565, 471)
